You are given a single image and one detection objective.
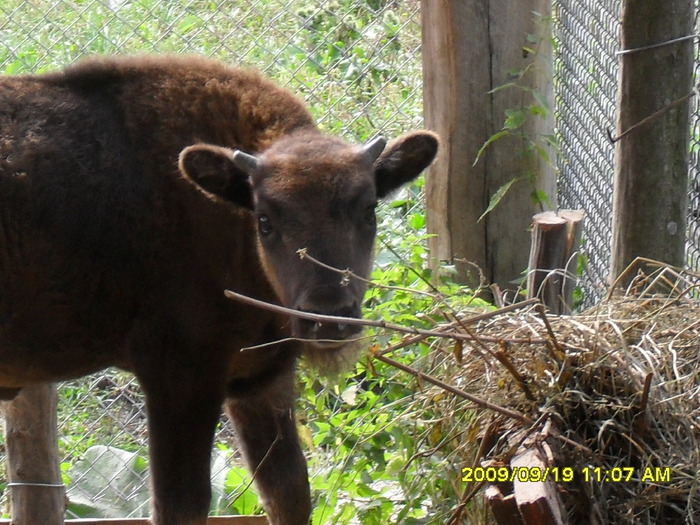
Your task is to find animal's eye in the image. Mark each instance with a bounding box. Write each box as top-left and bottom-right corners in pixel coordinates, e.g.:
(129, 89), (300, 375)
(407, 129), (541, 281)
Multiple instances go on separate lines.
(363, 203), (377, 225)
(258, 214), (273, 235)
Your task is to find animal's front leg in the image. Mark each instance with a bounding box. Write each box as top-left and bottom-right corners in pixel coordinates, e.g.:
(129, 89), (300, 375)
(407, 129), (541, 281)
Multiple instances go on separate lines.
(141, 374), (223, 525)
(226, 377), (311, 525)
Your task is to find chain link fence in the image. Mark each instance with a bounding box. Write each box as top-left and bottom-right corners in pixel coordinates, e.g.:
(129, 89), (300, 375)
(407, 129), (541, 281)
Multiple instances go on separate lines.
(0, 0), (423, 518)
(689, 4), (700, 273)
(554, 0), (620, 305)
(555, 0), (700, 305)
(2, 0), (700, 519)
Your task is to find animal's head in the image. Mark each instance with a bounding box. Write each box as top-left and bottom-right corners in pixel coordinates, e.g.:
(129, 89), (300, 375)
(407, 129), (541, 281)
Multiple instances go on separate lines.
(179, 129), (438, 353)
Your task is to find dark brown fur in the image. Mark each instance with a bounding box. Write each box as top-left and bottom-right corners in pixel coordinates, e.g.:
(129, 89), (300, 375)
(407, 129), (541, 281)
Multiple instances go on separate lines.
(0, 55), (438, 524)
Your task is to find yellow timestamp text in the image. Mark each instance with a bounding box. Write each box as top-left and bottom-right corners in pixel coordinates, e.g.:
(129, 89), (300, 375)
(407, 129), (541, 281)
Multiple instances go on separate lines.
(461, 466), (671, 483)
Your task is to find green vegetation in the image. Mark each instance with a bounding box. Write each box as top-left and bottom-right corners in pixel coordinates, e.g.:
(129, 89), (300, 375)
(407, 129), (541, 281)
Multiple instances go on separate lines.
(0, 1), (487, 522)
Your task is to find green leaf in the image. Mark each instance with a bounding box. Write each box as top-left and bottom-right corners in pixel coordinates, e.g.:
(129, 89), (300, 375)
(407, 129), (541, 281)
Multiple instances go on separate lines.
(530, 189), (550, 206)
(504, 108), (526, 130)
(409, 213), (425, 230)
(528, 104), (547, 118)
(478, 178), (519, 222)
(473, 130), (510, 166)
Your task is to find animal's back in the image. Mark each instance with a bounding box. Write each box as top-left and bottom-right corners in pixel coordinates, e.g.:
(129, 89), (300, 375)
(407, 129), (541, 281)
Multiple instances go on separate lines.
(0, 56), (314, 385)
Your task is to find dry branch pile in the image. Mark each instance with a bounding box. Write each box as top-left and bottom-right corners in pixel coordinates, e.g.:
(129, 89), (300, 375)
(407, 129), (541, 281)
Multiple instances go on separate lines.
(226, 260), (699, 523)
(381, 263), (700, 524)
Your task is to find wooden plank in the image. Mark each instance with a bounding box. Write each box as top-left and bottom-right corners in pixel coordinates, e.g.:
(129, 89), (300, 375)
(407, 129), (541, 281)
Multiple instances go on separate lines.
(511, 449), (565, 525)
(3, 384), (64, 525)
(485, 484), (525, 525)
(611, 0), (694, 283)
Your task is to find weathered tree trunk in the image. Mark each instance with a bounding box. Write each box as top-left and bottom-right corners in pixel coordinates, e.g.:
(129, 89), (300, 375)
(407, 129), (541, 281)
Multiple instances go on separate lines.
(610, 0), (694, 283)
(4, 384), (65, 525)
(422, 0), (555, 290)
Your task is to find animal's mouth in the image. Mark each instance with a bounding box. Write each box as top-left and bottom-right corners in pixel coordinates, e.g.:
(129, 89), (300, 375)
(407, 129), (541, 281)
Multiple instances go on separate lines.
(291, 316), (363, 350)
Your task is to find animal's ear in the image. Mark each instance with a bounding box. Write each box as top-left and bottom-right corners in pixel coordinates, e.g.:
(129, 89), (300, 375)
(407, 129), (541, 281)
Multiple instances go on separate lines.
(373, 131), (439, 199)
(178, 144), (255, 209)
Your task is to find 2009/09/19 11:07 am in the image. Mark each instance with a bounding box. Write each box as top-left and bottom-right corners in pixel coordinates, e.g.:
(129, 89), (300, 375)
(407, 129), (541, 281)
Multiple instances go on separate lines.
(460, 466), (671, 484)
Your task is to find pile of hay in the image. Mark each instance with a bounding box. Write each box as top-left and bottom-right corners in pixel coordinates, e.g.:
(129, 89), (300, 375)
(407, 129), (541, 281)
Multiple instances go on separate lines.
(404, 264), (700, 524)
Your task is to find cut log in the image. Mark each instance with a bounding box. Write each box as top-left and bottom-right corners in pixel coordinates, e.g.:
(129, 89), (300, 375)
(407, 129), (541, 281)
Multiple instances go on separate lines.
(526, 210), (584, 314)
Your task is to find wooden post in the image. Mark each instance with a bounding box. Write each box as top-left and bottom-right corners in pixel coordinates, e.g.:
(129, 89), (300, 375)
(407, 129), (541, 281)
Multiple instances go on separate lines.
(527, 210), (584, 314)
(4, 384), (65, 525)
(422, 0), (555, 290)
(610, 0), (694, 283)
(484, 1), (556, 292)
(421, 1), (489, 285)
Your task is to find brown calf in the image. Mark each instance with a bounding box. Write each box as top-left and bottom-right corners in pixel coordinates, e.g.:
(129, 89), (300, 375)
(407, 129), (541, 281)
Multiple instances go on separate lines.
(0, 55), (438, 524)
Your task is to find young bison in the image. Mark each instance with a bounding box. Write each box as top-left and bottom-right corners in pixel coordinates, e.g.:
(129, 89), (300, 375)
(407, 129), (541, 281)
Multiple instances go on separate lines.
(0, 55), (438, 524)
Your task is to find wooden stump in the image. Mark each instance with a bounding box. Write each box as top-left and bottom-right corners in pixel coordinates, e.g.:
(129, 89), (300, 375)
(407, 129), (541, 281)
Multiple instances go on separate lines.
(3, 384), (65, 525)
(526, 210), (584, 314)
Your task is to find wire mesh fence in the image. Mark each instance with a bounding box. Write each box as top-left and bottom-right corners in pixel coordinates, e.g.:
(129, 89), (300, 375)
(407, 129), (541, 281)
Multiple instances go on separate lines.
(555, 0), (700, 305)
(689, 3), (700, 273)
(554, 0), (620, 306)
(0, 0), (423, 518)
(0, 0), (424, 139)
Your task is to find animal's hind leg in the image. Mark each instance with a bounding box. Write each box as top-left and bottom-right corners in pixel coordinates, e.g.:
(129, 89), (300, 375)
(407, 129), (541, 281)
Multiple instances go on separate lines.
(226, 372), (311, 525)
(140, 372), (223, 525)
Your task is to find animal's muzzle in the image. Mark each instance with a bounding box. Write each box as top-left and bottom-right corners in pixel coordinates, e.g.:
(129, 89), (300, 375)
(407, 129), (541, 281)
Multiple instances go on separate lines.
(292, 300), (362, 347)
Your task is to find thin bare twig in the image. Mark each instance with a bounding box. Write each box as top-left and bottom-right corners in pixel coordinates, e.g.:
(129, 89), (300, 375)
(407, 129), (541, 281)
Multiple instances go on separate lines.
(297, 245), (545, 388)
(371, 351), (533, 425)
(296, 247), (435, 297)
(536, 303), (565, 358)
(375, 297), (544, 356)
(224, 289), (544, 345)
(607, 90), (695, 143)
(494, 342), (535, 401)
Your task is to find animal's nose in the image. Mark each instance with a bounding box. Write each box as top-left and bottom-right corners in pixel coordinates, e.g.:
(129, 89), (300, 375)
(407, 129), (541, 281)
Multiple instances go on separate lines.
(295, 286), (360, 317)
(300, 303), (361, 336)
